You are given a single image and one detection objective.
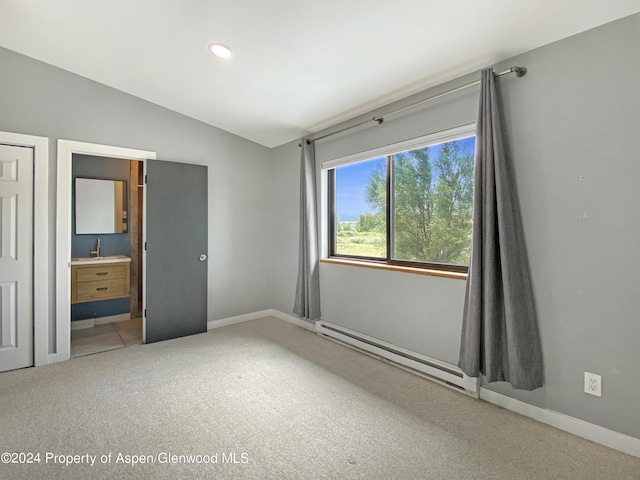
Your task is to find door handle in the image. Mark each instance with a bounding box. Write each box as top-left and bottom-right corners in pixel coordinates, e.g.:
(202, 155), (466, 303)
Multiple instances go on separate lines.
(199, 254), (208, 262)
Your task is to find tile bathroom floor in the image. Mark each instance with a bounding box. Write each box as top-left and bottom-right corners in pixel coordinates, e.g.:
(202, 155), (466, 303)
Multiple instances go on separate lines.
(71, 318), (142, 357)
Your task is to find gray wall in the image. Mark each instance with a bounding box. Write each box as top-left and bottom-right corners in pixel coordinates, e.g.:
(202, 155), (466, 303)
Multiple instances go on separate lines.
(270, 13), (640, 440)
(0, 45), (273, 351)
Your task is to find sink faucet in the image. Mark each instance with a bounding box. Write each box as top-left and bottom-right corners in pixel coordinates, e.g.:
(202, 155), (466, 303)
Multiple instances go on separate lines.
(90, 238), (101, 258)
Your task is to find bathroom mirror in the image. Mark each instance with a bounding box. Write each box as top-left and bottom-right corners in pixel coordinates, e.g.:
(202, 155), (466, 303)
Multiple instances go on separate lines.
(74, 177), (128, 234)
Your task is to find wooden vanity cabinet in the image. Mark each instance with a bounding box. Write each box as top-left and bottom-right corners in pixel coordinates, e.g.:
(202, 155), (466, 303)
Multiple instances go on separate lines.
(71, 262), (130, 304)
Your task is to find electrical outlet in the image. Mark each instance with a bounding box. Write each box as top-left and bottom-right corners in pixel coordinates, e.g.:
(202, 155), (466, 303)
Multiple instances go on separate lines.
(584, 372), (602, 397)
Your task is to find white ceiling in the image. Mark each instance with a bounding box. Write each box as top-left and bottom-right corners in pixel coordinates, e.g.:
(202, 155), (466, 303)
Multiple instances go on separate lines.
(1, 1), (638, 148)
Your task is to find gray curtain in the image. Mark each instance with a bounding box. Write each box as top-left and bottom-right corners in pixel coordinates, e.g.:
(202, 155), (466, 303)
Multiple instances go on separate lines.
(458, 69), (543, 390)
(293, 139), (321, 320)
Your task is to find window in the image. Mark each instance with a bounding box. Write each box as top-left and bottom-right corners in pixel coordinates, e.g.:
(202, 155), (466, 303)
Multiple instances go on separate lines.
(328, 126), (475, 273)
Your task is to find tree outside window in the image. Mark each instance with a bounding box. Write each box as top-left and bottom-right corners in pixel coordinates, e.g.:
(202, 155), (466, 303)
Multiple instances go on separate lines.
(332, 133), (475, 271)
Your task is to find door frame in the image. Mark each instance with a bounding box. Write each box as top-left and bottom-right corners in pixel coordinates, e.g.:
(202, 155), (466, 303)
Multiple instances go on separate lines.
(0, 131), (49, 367)
(56, 140), (155, 361)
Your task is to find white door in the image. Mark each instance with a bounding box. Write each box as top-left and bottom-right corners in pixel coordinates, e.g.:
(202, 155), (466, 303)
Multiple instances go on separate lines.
(0, 144), (33, 372)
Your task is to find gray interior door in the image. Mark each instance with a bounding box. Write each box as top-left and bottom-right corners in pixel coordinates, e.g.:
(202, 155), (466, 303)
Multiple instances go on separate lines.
(145, 160), (208, 343)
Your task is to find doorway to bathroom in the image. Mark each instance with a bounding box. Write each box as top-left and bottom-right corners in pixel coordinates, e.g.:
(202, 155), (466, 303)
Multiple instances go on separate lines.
(56, 140), (155, 361)
(57, 140), (209, 362)
(70, 155), (144, 357)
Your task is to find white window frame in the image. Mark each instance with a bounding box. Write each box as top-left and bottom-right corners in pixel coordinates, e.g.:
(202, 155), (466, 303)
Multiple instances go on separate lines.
(322, 123), (476, 272)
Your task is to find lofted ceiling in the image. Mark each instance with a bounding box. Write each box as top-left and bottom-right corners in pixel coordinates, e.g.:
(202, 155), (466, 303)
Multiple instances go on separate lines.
(1, 1), (638, 148)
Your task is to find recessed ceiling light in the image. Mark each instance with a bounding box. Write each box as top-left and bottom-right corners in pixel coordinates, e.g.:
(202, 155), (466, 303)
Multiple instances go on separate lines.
(208, 43), (231, 59)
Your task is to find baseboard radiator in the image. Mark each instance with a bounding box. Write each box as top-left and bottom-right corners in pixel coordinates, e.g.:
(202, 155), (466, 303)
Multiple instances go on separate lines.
(315, 321), (478, 397)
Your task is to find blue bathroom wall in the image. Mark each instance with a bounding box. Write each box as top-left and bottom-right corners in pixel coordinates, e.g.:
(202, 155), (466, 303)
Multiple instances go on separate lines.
(72, 154), (133, 321)
(72, 154), (131, 258)
(71, 298), (131, 321)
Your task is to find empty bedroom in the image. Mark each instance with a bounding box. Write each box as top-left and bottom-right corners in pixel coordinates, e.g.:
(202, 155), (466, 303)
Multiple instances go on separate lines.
(0, 1), (639, 478)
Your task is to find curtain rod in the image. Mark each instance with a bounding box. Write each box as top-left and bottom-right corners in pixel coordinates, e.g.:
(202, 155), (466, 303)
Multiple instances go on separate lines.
(299, 66), (526, 147)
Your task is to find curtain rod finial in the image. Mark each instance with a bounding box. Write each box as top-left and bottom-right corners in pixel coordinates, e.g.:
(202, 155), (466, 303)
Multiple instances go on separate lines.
(514, 67), (527, 77)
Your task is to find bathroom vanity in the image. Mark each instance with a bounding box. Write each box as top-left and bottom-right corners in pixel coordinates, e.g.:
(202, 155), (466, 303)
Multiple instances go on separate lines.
(71, 256), (131, 304)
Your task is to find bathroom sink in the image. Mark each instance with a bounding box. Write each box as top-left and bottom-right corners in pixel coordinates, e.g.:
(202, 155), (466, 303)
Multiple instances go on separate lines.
(71, 255), (131, 265)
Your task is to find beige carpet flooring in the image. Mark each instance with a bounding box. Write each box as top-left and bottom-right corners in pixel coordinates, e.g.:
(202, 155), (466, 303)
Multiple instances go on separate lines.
(1, 317), (638, 479)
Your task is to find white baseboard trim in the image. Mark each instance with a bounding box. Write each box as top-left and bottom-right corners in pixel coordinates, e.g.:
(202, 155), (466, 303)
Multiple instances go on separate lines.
(207, 309), (316, 332)
(268, 310), (315, 331)
(71, 313), (131, 331)
(207, 310), (275, 330)
(94, 313), (131, 325)
(71, 319), (95, 331)
(480, 387), (640, 458)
